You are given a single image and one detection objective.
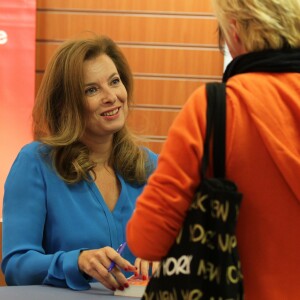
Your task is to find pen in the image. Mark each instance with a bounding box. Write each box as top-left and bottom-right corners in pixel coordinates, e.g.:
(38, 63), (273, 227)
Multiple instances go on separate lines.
(108, 242), (127, 272)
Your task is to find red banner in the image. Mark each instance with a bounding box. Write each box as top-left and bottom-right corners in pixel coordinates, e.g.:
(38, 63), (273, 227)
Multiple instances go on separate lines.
(0, 0), (36, 219)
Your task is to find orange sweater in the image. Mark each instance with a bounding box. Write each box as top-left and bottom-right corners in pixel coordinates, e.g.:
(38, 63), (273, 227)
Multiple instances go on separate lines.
(127, 72), (300, 299)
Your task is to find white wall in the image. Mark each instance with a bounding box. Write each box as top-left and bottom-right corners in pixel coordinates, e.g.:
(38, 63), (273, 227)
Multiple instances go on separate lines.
(223, 44), (232, 71)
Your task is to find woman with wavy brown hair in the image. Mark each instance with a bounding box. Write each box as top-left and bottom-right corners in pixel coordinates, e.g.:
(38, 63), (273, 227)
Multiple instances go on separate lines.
(2, 35), (157, 291)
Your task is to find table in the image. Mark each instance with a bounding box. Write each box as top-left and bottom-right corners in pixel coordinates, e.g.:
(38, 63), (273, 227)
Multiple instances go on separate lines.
(0, 283), (137, 299)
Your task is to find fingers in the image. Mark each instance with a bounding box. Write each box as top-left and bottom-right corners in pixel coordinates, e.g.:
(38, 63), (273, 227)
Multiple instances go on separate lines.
(78, 247), (135, 291)
(87, 261), (120, 290)
(106, 247), (136, 273)
(134, 258), (161, 279)
(135, 258), (149, 279)
(151, 261), (160, 274)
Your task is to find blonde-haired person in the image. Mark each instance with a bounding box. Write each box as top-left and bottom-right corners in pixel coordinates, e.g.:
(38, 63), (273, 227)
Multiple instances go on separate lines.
(127, 0), (300, 298)
(1, 35), (158, 291)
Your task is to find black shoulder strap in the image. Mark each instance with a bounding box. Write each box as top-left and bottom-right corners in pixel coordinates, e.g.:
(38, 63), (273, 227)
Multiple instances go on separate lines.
(201, 82), (226, 179)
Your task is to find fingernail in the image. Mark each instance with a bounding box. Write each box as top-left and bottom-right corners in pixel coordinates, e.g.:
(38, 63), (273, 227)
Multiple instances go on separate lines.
(142, 275), (147, 280)
(118, 286), (124, 291)
(124, 283), (129, 288)
(134, 272), (138, 277)
(111, 287), (116, 291)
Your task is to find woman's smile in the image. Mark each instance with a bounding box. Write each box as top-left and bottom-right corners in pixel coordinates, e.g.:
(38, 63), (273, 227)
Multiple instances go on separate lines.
(101, 107), (120, 117)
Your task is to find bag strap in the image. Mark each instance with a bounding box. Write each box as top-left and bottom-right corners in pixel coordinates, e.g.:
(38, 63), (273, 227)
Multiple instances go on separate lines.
(201, 82), (227, 179)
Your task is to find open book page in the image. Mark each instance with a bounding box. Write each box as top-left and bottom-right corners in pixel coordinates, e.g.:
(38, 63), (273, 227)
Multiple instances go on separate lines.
(114, 275), (149, 298)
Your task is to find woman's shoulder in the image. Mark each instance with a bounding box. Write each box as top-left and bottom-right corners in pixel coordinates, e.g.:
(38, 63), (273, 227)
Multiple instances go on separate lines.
(6, 142), (52, 179)
(19, 141), (50, 157)
(140, 147), (159, 178)
(142, 147), (158, 163)
(14, 142), (52, 167)
(143, 147), (158, 157)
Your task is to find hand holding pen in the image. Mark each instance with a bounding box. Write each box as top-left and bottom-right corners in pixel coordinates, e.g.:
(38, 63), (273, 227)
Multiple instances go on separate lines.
(108, 242), (127, 272)
(77, 242), (137, 291)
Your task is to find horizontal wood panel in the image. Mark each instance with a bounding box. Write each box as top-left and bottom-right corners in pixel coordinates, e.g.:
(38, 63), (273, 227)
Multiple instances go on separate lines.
(127, 109), (179, 136)
(36, 43), (224, 77)
(36, 12), (219, 46)
(37, 0), (214, 14)
(35, 74), (218, 107)
(133, 78), (205, 106)
(122, 47), (223, 77)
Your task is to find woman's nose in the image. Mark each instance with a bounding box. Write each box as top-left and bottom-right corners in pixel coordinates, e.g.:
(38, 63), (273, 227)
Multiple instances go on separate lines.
(101, 87), (117, 104)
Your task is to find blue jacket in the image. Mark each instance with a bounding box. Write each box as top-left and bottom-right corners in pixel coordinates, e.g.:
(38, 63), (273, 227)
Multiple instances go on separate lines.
(1, 141), (158, 290)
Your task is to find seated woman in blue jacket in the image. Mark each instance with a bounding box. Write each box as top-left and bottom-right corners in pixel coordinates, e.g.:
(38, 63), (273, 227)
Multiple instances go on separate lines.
(1, 35), (158, 291)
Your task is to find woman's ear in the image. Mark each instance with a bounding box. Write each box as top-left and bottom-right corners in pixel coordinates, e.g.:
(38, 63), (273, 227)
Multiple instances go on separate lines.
(229, 19), (241, 43)
(228, 19), (246, 56)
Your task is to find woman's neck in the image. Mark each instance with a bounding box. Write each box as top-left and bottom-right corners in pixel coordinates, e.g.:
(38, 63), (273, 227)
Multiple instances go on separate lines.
(81, 135), (113, 166)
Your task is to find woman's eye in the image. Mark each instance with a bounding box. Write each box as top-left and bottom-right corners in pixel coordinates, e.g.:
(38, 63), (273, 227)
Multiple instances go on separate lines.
(111, 77), (120, 85)
(85, 87), (98, 96)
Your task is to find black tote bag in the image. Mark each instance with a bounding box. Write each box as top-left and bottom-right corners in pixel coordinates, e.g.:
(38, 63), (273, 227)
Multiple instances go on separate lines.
(142, 83), (244, 300)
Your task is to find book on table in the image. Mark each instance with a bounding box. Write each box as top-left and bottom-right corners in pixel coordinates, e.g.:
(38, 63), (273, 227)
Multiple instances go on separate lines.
(114, 275), (149, 298)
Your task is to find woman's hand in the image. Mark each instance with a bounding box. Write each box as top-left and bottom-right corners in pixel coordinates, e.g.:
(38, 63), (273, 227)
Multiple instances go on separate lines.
(78, 247), (136, 291)
(134, 258), (160, 280)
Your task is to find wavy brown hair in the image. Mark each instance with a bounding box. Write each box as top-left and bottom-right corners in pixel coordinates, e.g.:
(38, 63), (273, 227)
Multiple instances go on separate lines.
(33, 35), (154, 184)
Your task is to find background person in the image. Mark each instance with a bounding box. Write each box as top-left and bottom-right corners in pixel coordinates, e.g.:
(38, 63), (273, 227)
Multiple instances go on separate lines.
(1, 35), (158, 291)
(127, 0), (300, 298)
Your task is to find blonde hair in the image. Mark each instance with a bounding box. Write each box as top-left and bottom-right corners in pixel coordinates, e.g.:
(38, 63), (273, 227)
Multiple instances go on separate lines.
(33, 35), (154, 184)
(212, 0), (300, 52)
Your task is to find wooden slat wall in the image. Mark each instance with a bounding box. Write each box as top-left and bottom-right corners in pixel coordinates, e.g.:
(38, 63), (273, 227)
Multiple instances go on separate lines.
(36, 0), (223, 153)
